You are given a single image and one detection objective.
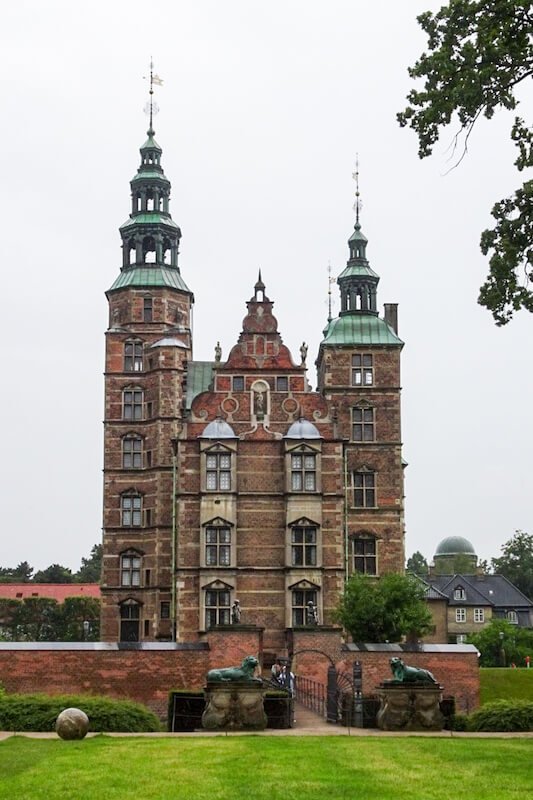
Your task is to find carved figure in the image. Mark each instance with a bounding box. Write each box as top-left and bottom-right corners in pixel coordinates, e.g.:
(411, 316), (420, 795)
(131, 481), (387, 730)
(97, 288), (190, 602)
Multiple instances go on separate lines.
(231, 599), (241, 624)
(206, 655), (262, 683)
(388, 657), (438, 685)
(214, 341), (222, 362)
(254, 389), (265, 415)
(300, 342), (308, 364)
(306, 600), (318, 626)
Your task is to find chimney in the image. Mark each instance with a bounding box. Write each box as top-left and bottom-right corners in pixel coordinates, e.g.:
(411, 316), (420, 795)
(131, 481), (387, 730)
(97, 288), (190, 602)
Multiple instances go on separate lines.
(384, 303), (398, 334)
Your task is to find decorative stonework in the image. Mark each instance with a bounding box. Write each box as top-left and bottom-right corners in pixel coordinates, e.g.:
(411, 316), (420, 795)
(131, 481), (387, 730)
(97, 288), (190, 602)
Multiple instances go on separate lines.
(202, 682), (267, 730)
(376, 684), (444, 731)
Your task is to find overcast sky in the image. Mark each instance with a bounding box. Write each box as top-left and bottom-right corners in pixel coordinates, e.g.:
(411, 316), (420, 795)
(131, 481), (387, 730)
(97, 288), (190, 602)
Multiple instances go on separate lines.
(1, 1), (531, 573)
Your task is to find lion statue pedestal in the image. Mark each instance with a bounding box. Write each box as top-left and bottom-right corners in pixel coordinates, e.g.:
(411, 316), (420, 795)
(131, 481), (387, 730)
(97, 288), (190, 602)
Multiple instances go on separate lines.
(202, 656), (267, 731)
(376, 657), (445, 732)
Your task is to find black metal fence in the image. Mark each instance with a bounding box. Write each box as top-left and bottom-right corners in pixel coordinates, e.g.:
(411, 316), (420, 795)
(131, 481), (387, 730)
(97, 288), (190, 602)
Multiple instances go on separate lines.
(294, 675), (326, 718)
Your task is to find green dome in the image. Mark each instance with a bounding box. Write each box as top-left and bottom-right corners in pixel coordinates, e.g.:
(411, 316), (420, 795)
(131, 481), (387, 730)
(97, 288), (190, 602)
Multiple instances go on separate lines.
(435, 536), (476, 556)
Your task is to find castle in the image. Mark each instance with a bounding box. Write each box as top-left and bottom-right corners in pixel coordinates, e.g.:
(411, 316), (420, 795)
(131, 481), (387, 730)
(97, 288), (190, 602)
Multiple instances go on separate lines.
(101, 121), (405, 658)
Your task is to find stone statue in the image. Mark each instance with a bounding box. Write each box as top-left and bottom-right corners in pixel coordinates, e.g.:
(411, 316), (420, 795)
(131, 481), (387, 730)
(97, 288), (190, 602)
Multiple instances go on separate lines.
(206, 655), (262, 683)
(231, 599), (241, 624)
(300, 342), (308, 364)
(254, 389), (265, 416)
(306, 600), (318, 626)
(214, 341), (222, 362)
(387, 657), (438, 685)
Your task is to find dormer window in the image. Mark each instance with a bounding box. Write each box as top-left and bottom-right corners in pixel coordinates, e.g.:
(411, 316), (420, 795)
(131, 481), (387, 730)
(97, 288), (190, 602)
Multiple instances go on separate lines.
(454, 587), (466, 601)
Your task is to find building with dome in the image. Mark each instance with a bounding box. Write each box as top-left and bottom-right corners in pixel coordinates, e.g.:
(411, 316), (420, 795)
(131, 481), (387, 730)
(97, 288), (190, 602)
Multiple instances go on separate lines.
(100, 123), (406, 654)
(433, 536), (478, 574)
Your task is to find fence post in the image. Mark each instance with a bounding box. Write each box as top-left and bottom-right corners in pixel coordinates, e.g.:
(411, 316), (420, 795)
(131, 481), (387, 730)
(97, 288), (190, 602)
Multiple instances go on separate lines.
(353, 660), (363, 728)
(326, 665), (338, 724)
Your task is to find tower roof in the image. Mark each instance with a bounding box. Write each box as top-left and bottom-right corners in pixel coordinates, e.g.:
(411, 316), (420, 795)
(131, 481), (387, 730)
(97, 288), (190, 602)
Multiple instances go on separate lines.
(321, 313), (403, 346)
(435, 536), (476, 556)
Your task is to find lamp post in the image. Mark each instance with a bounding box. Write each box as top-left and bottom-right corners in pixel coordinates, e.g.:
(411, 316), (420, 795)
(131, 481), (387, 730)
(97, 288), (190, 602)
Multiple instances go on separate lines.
(170, 435), (179, 643)
(499, 630), (506, 668)
(83, 620), (90, 642)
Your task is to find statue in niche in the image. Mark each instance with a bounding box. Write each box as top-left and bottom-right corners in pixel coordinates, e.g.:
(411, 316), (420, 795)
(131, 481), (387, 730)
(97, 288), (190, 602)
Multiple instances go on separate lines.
(231, 599), (241, 624)
(254, 388), (265, 418)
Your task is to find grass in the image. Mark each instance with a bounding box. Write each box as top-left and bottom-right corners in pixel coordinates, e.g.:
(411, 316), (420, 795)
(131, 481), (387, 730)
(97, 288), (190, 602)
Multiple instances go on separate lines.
(480, 668), (533, 704)
(0, 736), (532, 800)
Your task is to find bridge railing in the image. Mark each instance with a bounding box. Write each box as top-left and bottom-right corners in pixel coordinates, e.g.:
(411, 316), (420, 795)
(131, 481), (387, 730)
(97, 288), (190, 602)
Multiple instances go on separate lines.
(294, 674), (326, 718)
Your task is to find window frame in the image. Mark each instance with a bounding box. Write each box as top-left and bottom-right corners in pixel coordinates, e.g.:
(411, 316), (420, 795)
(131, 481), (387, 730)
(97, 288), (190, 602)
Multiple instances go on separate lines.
(205, 525), (232, 567)
(291, 451), (317, 492)
(123, 388), (144, 421)
(291, 587), (318, 627)
(122, 435), (143, 469)
(507, 610), (518, 624)
(143, 297), (153, 322)
(124, 340), (144, 372)
(120, 552), (142, 587)
(454, 587), (466, 601)
(455, 608), (466, 623)
(205, 588), (231, 629)
(350, 534), (377, 576)
(351, 353), (374, 387)
(474, 608), (485, 623)
(205, 450), (232, 492)
(352, 405), (375, 442)
(290, 525), (318, 567)
(352, 469), (376, 508)
(121, 493), (143, 527)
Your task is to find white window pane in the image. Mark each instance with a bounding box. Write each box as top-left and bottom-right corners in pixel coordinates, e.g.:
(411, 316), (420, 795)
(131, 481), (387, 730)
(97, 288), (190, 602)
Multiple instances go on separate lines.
(304, 455), (315, 469)
(219, 454), (231, 469)
(291, 455), (302, 469)
(292, 473), (303, 491)
(206, 455), (217, 469)
(206, 472), (217, 490)
(219, 472), (231, 490)
(304, 473), (316, 491)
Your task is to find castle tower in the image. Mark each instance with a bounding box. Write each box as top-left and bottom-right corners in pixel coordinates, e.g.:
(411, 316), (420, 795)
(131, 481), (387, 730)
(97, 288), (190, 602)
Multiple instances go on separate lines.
(316, 196), (405, 579)
(101, 122), (194, 642)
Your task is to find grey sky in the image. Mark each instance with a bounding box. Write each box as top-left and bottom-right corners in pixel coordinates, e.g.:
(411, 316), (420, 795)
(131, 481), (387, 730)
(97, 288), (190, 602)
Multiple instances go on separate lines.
(1, 1), (531, 573)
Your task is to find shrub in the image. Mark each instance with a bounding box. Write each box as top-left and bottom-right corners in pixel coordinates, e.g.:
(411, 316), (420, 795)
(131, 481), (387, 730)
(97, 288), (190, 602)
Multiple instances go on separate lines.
(448, 714), (468, 731)
(0, 693), (160, 732)
(467, 700), (533, 732)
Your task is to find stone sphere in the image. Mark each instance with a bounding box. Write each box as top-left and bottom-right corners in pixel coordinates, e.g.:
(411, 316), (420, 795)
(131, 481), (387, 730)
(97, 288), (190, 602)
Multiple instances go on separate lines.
(55, 707), (90, 740)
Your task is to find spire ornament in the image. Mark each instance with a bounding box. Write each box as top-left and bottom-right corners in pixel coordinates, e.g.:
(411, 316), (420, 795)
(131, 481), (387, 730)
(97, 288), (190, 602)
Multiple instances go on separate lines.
(352, 154), (362, 228)
(143, 58), (163, 135)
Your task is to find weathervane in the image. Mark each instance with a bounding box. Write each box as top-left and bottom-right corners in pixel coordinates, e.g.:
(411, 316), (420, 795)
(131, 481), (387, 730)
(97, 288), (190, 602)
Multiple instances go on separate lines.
(352, 154), (362, 225)
(143, 58), (163, 132)
(327, 262), (336, 323)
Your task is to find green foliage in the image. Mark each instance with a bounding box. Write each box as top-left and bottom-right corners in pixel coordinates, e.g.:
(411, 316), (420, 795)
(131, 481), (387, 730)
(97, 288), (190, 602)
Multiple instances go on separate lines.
(406, 551), (428, 575)
(467, 699), (533, 731)
(448, 713), (468, 730)
(468, 619), (533, 666)
(492, 529), (533, 599)
(480, 667), (533, 704)
(33, 563), (74, 584)
(398, 1), (533, 325)
(0, 596), (100, 641)
(0, 561), (34, 583)
(75, 544), (102, 583)
(0, 693), (160, 732)
(335, 573), (433, 642)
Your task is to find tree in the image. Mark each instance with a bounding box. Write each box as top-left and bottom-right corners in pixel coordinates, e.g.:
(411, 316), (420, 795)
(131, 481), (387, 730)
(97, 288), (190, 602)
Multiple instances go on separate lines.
(0, 561), (34, 583)
(467, 618), (533, 666)
(335, 573), (433, 642)
(33, 564), (74, 584)
(75, 544), (102, 583)
(406, 551), (429, 575)
(57, 597), (101, 641)
(492, 530), (533, 599)
(398, 1), (533, 325)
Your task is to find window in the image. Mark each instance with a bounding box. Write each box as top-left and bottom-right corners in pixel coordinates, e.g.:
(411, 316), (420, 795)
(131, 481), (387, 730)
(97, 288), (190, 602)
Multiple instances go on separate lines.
(206, 526), (231, 566)
(120, 553), (141, 587)
(232, 376), (244, 392)
(352, 406), (375, 441)
(454, 587), (466, 600)
(205, 589), (231, 629)
(474, 608), (485, 623)
(456, 608), (466, 623)
(291, 452), (316, 491)
(352, 354), (373, 386)
(276, 376), (288, 391)
(292, 589), (317, 626)
(507, 610), (518, 624)
(160, 601), (170, 619)
(123, 389), (143, 421)
(351, 536), (377, 575)
(122, 436), (143, 469)
(206, 452), (231, 491)
(291, 526), (317, 566)
(352, 471), (376, 507)
(456, 634), (467, 644)
(143, 297), (153, 321)
(121, 494), (142, 527)
(120, 601), (140, 642)
(124, 341), (143, 372)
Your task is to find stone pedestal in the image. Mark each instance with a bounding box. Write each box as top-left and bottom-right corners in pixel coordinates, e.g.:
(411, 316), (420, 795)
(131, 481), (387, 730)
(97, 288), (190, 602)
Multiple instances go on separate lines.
(202, 682), (267, 731)
(376, 684), (444, 731)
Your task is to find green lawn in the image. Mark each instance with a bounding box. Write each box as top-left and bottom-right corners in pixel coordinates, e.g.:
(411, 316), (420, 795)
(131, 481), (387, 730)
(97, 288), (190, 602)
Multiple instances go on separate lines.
(0, 736), (532, 800)
(480, 668), (533, 704)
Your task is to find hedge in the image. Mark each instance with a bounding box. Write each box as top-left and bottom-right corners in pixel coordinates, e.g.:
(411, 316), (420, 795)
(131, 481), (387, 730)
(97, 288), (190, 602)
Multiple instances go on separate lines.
(0, 693), (161, 732)
(466, 700), (533, 732)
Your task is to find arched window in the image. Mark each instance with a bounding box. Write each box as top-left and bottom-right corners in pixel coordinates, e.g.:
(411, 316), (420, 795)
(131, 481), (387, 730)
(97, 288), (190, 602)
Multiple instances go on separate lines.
(122, 435), (143, 469)
(124, 340), (143, 372)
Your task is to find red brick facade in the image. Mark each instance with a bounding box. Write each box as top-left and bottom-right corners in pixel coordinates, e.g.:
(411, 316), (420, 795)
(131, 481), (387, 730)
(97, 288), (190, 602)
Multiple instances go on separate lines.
(101, 133), (406, 657)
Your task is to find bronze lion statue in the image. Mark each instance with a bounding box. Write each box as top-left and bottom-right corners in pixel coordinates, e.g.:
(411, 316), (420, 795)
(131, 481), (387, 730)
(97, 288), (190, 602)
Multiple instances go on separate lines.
(389, 657), (438, 685)
(206, 655), (262, 683)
